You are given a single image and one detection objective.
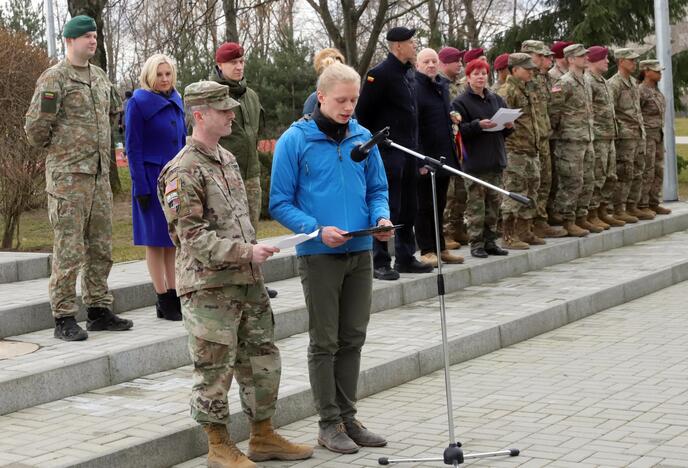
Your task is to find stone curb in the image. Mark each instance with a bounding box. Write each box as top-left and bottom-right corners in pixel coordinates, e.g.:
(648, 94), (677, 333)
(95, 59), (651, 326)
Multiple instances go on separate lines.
(0, 253), (51, 285)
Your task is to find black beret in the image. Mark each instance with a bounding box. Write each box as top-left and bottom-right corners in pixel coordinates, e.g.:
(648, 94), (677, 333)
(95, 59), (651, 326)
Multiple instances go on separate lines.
(386, 27), (416, 42)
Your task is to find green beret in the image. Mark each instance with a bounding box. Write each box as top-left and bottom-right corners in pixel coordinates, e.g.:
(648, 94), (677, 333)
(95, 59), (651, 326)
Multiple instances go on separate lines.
(63, 15), (97, 39)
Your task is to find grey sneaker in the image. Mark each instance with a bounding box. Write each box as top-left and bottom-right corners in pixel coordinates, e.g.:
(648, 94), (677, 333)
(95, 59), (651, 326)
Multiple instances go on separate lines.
(318, 422), (359, 454)
(344, 419), (387, 447)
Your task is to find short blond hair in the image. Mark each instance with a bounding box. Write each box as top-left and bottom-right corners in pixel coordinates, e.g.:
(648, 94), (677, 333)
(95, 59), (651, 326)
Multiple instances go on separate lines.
(139, 54), (177, 91)
(314, 48), (345, 75)
(316, 62), (360, 94)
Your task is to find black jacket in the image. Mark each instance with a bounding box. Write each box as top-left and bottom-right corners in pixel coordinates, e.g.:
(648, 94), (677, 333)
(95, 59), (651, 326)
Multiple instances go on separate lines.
(356, 53), (418, 150)
(452, 86), (512, 174)
(415, 72), (460, 173)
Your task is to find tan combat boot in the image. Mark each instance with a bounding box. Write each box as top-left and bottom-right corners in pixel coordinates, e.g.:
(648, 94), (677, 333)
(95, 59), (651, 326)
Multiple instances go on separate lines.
(576, 216), (603, 233)
(520, 219), (545, 245)
(248, 419), (314, 462)
(627, 203), (654, 220)
(599, 205), (625, 227)
(533, 218), (567, 238)
(501, 217), (529, 250)
(444, 237), (461, 250)
(420, 252), (439, 267)
(563, 219), (589, 237)
(650, 204), (672, 215)
(587, 210), (609, 230)
(204, 423), (257, 468)
(614, 205), (638, 223)
(639, 207), (657, 219)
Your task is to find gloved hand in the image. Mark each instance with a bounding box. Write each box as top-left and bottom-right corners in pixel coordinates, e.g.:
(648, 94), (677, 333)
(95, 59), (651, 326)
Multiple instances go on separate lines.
(137, 195), (151, 210)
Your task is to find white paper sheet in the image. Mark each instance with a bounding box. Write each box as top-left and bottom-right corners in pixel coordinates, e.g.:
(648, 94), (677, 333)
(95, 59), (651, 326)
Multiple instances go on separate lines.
(270, 230), (319, 250)
(484, 107), (522, 132)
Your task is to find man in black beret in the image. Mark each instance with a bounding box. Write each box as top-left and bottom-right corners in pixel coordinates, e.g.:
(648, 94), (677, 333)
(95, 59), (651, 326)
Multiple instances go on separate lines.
(356, 26), (433, 280)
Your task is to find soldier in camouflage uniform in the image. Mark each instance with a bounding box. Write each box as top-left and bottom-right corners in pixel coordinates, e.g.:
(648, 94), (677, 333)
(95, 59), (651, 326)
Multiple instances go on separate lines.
(639, 60), (672, 215)
(492, 53), (510, 95)
(549, 44), (597, 237)
(158, 81), (312, 467)
(521, 40), (568, 238)
(548, 41), (572, 80)
(584, 46), (625, 229)
(498, 53), (543, 250)
(25, 15), (133, 341)
(608, 48), (653, 222)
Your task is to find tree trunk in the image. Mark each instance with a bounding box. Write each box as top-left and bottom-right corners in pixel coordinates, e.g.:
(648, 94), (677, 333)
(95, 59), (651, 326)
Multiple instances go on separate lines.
(222, 0), (238, 41)
(428, 0), (441, 49)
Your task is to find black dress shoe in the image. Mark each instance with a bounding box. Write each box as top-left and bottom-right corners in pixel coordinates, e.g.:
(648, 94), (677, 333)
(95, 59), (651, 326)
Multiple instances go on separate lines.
(374, 266), (400, 281)
(485, 243), (509, 256)
(266, 287), (278, 299)
(471, 247), (488, 258)
(394, 258), (434, 273)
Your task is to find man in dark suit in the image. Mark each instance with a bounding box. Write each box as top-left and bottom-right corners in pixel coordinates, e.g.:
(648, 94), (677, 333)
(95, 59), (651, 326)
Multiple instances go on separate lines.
(356, 26), (433, 280)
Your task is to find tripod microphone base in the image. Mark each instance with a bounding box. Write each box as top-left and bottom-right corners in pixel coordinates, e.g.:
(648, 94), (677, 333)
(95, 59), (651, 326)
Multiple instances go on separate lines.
(378, 446), (519, 466)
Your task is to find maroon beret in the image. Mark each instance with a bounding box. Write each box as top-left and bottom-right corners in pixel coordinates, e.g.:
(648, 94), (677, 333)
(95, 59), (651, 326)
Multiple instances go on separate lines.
(494, 53), (510, 71)
(463, 47), (485, 63)
(550, 41), (573, 59)
(587, 45), (608, 63)
(215, 42), (244, 63)
(438, 47), (462, 64)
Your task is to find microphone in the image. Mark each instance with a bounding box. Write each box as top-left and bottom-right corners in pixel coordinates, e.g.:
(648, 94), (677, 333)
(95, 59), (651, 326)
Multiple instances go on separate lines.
(350, 126), (390, 162)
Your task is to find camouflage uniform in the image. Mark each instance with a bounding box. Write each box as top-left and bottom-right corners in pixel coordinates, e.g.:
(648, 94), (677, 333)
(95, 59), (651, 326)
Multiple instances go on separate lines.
(639, 82), (666, 208)
(550, 68), (595, 222)
(585, 70), (618, 209)
(608, 72), (645, 210)
(531, 69), (555, 223)
(158, 82), (280, 426)
(548, 63), (567, 81)
(25, 59), (121, 319)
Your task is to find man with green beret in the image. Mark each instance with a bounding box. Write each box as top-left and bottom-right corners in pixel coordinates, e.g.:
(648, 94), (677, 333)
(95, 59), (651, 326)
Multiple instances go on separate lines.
(549, 43), (597, 237)
(25, 15), (132, 341)
(639, 59), (672, 215)
(608, 48), (653, 222)
(157, 80), (313, 467)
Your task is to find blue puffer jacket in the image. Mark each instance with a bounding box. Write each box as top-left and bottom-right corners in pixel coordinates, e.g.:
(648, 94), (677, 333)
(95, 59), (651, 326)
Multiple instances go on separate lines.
(270, 117), (390, 256)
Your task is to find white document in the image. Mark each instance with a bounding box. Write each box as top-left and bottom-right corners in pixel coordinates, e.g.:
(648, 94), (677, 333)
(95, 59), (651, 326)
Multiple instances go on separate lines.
(271, 230), (319, 250)
(484, 107), (522, 132)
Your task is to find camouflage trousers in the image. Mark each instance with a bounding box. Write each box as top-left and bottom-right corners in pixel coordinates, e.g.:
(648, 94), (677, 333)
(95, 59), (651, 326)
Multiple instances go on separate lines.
(443, 175), (467, 238)
(590, 139), (618, 210)
(535, 139), (552, 222)
(182, 283), (281, 425)
(464, 171), (502, 248)
(640, 130), (664, 208)
(46, 171), (113, 318)
(244, 176), (262, 230)
(501, 153), (540, 220)
(614, 138), (645, 208)
(547, 139), (559, 216)
(553, 140), (594, 221)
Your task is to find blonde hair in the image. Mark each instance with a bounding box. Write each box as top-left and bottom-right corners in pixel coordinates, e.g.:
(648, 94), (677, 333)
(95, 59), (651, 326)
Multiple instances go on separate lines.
(316, 62), (360, 94)
(313, 48), (345, 75)
(139, 54), (177, 91)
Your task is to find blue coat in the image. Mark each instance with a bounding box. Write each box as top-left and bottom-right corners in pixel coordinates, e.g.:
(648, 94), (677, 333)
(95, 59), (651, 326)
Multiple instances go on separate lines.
(125, 88), (185, 247)
(269, 118), (390, 256)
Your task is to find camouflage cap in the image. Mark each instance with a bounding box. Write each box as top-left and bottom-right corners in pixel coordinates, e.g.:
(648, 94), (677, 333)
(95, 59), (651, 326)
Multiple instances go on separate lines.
(564, 43), (588, 58)
(521, 40), (549, 55)
(508, 52), (537, 69)
(639, 59), (664, 71)
(614, 48), (640, 60)
(183, 81), (240, 110)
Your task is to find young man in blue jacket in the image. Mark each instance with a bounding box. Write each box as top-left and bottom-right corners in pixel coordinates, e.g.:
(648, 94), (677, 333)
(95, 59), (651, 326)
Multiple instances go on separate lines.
(270, 62), (392, 454)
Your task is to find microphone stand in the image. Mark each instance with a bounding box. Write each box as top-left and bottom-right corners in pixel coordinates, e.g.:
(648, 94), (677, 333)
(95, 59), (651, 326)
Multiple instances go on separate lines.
(376, 134), (528, 467)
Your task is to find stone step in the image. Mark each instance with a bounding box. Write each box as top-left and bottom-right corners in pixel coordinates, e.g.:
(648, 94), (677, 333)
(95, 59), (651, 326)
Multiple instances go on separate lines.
(2, 207), (687, 416)
(0, 234), (299, 339)
(0, 229), (687, 467)
(0, 252), (51, 284)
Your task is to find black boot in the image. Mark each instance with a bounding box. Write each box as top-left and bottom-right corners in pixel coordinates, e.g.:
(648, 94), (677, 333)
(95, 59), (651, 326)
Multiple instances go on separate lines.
(156, 290), (182, 321)
(485, 240), (509, 256)
(266, 287), (278, 299)
(86, 307), (134, 331)
(54, 316), (88, 341)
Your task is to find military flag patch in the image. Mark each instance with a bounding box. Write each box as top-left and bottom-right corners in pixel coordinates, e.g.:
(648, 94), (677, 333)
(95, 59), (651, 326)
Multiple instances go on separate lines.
(551, 86), (562, 93)
(165, 178), (180, 214)
(40, 91), (58, 114)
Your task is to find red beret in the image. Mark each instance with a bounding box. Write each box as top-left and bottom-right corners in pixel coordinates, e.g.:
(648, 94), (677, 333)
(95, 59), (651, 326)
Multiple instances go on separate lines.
(215, 42), (244, 63)
(494, 53), (510, 71)
(550, 41), (573, 59)
(587, 45), (608, 63)
(464, 47), (485, 63)
(465, 59), (490, 77)
(438, 47), (462, 64)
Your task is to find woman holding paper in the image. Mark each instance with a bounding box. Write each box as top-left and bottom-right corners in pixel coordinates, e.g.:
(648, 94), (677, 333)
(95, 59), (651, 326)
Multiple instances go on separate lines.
(452, 59), (512, 258)
(269, 63), (392, 454)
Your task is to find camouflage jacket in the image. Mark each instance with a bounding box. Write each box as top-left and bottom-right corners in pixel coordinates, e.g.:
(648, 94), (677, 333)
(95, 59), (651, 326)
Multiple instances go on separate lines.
(25, 59), (121, 175)
(550, 70), (594, 142)
(491, 78), (506, 96)
(531, 70), (552, 139)
(158, 138), (261, 295)
(608, 73), (645, 140)
(548, 63), (566, 81)
(498, 75), (540, 155)
(585, 71), (618, 140)
(639, 83), (665, 134)
(439, 72), (462, 102)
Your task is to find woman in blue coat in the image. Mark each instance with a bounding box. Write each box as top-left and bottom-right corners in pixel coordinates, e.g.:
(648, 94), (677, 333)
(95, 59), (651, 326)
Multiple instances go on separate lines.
(125, 54), (185, 320)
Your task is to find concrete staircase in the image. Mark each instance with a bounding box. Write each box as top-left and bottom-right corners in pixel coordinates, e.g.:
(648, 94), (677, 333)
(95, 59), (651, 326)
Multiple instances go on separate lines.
(1, 202), (687, 467)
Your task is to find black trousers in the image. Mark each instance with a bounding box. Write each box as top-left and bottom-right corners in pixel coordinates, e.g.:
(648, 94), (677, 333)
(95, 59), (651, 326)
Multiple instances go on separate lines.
(373, 149), (418, 268)
(415, 173), (450, 254)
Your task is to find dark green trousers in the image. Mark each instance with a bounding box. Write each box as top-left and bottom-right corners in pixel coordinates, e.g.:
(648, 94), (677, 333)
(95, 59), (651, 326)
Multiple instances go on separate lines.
(297, 251), (372, 428)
